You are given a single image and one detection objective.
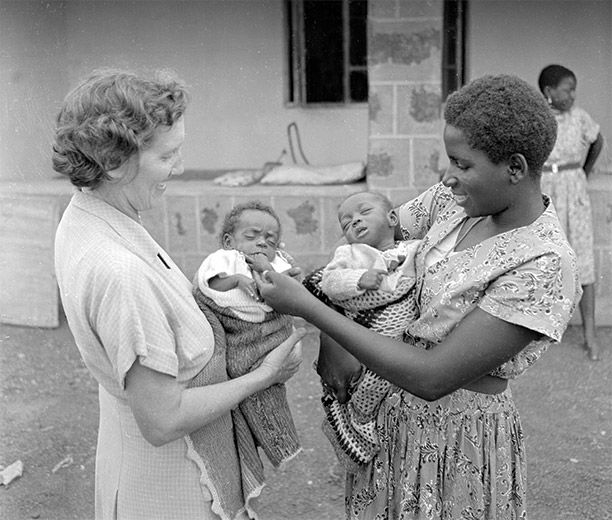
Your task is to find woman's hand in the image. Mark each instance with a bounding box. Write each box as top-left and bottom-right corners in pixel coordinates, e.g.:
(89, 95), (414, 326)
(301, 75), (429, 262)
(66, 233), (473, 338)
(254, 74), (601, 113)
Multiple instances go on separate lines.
(125, 327), (306, 447)
(257, 327), (306, 385)
(317, 333), (362, 404)
(253, 269), (314, 317)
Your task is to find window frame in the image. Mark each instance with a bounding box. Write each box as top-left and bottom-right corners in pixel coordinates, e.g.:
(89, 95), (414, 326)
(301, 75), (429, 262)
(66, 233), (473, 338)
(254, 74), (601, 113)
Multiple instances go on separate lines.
(285, 0), (467, 106)
(285, 0), (368, 108)
(442, 0), (468, 100)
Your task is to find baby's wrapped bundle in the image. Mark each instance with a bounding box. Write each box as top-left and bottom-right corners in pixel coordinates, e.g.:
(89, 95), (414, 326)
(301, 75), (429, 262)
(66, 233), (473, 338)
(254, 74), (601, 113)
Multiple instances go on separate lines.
(304, 267), (419, 471)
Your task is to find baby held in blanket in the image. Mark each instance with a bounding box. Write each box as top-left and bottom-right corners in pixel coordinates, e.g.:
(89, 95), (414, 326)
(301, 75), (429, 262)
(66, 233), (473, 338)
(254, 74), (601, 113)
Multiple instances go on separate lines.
(306, 191), (420, 470)
(194, 201), (302, 467)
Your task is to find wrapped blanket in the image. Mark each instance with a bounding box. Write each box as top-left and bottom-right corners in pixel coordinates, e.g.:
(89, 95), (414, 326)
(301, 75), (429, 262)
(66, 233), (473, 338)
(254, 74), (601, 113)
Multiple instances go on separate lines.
(187, 301), (263, 520)
(304, 267), (419, 471)
(194, 288), (301, 468)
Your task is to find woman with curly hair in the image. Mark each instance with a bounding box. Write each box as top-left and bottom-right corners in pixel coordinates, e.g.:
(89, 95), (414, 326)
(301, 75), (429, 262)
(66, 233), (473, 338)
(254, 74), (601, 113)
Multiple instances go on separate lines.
(256, 75), (581, 519)
(538, 64), (604, 361)
(53, 69), (304, 519)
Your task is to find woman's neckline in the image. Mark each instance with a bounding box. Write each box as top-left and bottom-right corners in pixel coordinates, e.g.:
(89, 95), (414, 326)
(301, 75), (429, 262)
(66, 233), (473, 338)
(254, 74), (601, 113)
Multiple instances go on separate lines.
(453, 216), (486, 252)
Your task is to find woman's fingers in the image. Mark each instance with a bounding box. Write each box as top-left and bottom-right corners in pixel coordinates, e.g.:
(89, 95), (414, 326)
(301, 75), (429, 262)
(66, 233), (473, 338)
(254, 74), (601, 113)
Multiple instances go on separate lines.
(253, 270), (311, 316)
(260, 327), (306, 384)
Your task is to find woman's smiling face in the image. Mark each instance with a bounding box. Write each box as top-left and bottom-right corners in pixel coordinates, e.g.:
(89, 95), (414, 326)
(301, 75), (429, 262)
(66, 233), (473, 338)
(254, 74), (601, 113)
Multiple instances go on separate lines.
(441, 124), (510, 218)
(121, 117), (185, 213)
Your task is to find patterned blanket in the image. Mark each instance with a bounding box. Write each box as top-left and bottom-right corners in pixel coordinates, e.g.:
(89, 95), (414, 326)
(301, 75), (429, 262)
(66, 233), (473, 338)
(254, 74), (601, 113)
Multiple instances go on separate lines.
(304, 267), (419, 471)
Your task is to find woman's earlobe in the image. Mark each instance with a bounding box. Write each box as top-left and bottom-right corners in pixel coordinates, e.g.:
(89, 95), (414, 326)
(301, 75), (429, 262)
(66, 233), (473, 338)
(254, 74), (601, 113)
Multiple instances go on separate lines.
(508, 154), (529, 183)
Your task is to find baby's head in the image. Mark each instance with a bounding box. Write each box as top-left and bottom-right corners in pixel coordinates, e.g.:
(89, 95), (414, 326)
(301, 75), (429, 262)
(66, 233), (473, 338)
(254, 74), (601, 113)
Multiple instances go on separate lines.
(220, 200), (282, 262)
(337, 191), (397, 250)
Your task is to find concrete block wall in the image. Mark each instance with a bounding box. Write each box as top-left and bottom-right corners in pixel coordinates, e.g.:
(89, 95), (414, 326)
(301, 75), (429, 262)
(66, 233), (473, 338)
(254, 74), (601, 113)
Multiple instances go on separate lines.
(585, 174), (612, 325)
(140, 181), (368, 282)
(366, 0), (445, 204)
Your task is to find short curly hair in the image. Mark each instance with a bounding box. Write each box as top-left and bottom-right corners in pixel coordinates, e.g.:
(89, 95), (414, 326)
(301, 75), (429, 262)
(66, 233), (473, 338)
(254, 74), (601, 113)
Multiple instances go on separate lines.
(444, 74), (557, 174)
(537, 64), (576, 93)
(52, 68), (189, 188)
(220, 201), (282, 246)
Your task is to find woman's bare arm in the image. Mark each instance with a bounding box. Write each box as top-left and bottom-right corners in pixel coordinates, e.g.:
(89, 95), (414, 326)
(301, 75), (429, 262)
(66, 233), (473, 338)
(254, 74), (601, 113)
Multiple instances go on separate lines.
(125, 327), (305, 446)
(583, 132), (603, 176)
(255, 271), (539, 401)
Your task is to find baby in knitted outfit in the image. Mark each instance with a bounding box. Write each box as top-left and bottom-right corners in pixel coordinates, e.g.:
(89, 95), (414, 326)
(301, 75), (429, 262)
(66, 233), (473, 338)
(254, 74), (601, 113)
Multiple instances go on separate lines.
(194, 201), (302, 467)
(306, 191), (421, 469)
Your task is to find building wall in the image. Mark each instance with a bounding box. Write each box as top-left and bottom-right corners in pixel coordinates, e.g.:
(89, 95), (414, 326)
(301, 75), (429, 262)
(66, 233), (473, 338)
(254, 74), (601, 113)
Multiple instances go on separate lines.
(366, 0), (445, 200)
(0, 0), (369, 182)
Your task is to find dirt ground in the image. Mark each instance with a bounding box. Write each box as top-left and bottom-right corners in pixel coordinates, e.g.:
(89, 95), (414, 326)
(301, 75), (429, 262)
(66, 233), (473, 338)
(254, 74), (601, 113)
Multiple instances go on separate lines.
(1, 316), (611, 520)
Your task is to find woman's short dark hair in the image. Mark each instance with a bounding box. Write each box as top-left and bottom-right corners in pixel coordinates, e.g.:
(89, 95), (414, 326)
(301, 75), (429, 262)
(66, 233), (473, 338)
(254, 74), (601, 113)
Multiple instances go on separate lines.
(538, 64), (576, 93)
(220, 201), (282, 246)
(444, 74), (557, 174)
(52, 69), (189, 188)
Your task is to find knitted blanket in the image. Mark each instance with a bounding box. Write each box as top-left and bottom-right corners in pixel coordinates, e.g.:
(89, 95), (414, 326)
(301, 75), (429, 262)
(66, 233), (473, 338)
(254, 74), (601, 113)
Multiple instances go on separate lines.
(187, 301), (263, 520)
(304, 267), (419, 471)
(194, 288), (301, 468)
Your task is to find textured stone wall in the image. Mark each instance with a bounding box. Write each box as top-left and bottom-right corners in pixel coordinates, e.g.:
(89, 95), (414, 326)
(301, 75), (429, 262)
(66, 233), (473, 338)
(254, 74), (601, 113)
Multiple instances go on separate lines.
(366, 0), (444, 205)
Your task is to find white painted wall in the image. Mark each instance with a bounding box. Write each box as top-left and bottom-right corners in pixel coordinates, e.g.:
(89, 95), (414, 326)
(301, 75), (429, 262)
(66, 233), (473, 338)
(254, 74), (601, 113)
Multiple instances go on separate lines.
(0, 0), (369, 181)
(468, 0), (612, 171)
(2, 0), (611, 182)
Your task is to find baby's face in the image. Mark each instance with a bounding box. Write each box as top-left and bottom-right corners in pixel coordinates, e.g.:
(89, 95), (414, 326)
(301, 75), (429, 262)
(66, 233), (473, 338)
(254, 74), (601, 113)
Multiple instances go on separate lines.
(338, 193), (395, 249)
(225, 209), (280, 262)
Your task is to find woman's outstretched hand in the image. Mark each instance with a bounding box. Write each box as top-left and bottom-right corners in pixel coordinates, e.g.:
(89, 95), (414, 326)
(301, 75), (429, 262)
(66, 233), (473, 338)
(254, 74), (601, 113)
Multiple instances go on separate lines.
(253, 269), (313, 317)
(258, 327), (306, 385)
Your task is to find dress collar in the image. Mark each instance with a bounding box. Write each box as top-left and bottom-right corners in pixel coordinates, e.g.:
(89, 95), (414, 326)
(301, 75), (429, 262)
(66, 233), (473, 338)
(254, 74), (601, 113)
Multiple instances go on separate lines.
(71, 189), (162, 264)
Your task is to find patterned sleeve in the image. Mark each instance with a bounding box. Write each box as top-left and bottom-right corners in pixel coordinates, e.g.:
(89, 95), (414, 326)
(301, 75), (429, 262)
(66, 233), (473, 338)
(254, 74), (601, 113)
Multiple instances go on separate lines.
(480, 250), (579, 379)
(578, 107), (600, 144)
(397, 182), (454, 240)
(92, 261), (181, 389)
(479, 251), (579, 342)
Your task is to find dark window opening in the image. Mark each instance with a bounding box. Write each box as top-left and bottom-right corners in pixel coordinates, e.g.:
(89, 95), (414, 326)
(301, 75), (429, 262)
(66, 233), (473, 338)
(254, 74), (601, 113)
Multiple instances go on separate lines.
(286, 0), (467, 105)
(286, 0), (368, 105)
(442, 0), (468, 99)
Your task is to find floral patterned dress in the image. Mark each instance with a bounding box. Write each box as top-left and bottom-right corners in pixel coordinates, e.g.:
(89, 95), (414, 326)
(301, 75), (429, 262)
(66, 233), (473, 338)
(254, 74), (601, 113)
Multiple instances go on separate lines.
(541, 106), (600, 285)
(345, 183), (581, 520)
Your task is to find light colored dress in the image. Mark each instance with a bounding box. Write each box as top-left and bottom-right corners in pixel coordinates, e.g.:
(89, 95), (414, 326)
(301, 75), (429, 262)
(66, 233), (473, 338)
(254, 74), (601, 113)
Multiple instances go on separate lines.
(541, 106), (600, 285)
(345, 183), (581, 520)
(55, 191), (251, 520)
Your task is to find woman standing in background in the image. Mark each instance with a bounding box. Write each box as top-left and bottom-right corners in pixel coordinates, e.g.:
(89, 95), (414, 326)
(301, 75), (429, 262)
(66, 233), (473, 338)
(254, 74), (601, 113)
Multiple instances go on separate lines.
(538, 64), (604, 361)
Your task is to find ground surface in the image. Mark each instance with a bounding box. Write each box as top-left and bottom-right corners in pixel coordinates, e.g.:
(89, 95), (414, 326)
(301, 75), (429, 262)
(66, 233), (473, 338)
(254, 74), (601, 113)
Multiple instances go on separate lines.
(0, 318), (611, 520)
